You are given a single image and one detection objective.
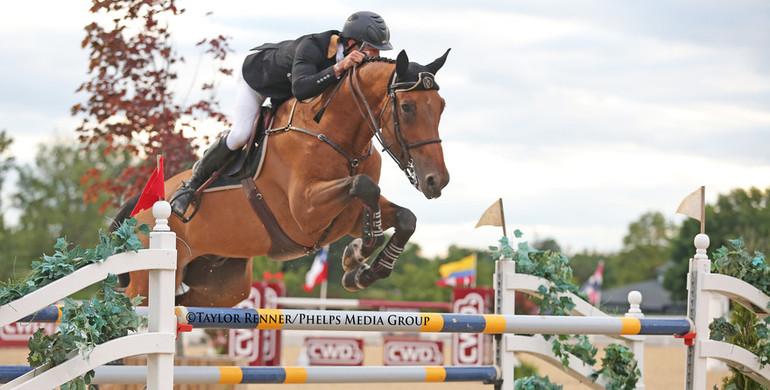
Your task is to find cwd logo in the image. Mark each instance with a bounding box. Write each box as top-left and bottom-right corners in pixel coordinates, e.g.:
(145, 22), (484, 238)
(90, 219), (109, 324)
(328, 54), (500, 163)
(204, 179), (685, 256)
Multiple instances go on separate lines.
(305, 337), (363, 366)
(228, 285), (261, 365)
(261, 283), (280, 365)
(383, 338), (443, 366)
(452, 291), (486, 366)
(0, 322), (58, 347)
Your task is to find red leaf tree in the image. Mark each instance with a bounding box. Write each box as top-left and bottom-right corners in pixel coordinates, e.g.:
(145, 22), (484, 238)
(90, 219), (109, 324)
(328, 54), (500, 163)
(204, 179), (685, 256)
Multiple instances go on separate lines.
(72, 0), (232, 212)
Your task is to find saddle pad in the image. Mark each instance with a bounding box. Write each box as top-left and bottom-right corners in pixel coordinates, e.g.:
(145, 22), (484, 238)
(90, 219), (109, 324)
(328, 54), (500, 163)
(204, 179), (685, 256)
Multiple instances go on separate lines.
(203, 134), (270, 193)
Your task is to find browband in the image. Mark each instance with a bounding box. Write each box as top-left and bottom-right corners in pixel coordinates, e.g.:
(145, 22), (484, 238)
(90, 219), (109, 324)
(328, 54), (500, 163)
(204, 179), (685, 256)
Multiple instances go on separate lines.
(388, 71), (440, 94)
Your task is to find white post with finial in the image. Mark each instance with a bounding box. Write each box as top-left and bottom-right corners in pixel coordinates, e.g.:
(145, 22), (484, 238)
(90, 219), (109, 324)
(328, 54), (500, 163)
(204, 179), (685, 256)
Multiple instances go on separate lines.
(685, 233), (710, 390)
(495, 255), (516, 390)
(146, 200), (176, 389)
(625, 290), (645, 390)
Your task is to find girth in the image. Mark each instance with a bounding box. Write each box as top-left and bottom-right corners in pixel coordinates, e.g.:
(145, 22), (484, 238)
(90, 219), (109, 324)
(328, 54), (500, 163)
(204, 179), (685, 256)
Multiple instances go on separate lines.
(241, 177), (334, 261)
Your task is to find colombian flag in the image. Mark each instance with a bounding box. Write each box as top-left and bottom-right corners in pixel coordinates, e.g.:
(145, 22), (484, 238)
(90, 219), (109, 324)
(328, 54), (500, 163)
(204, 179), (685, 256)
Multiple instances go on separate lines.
(436, 254), (476, 287)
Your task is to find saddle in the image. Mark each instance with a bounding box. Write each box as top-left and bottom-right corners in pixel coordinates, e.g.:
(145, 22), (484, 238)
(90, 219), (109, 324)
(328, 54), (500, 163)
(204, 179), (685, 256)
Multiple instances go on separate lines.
(203, 106), (275, 192)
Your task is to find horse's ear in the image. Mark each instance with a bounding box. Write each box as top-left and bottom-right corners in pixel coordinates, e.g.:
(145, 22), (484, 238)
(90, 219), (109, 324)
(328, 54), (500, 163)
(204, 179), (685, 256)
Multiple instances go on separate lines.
(396, 50), (409, 78)
(425, 48), (451, 75)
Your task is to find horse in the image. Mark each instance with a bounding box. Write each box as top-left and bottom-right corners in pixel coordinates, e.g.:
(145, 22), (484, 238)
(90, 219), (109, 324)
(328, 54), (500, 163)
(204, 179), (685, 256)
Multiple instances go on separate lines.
(114, 49), (451, 308)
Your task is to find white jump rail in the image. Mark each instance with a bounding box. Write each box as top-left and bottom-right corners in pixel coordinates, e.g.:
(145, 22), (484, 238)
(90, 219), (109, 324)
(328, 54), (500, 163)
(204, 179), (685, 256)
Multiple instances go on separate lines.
(507, 273), (611, 318)
(508, 335), (610, 390)
(701, 273), (770, 318)
(0, 201), (177, 390)
(0, 250), (175, 328)
(700, 340), (770, 387)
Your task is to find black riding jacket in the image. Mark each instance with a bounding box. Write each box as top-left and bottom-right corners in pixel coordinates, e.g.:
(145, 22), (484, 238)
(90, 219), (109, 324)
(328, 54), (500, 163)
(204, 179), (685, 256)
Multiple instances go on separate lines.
(242, 30), (341, 101)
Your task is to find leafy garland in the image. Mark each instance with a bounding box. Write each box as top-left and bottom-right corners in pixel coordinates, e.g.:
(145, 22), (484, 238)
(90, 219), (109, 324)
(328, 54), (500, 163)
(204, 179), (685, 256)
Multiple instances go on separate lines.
(514, 374), (563, 390)
(491, 230), (640, 390)
(0, 218), (149, 390)
(709, 238), (770, 389)
(0, 218), (149, 305)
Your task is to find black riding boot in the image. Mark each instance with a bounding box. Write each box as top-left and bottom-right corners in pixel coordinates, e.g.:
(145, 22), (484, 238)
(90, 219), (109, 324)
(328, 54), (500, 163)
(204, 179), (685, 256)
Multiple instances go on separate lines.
(171, 135), (236, 218)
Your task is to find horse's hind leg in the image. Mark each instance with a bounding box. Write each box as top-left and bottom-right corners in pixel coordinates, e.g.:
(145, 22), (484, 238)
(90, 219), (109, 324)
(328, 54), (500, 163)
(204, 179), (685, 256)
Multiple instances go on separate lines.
(343, 199), (415, 291)
(176, 256), (253, 307)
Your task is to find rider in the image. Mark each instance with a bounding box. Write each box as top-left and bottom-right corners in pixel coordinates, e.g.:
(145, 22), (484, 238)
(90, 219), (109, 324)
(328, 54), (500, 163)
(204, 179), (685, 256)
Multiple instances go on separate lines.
(171, 11), (393, 217)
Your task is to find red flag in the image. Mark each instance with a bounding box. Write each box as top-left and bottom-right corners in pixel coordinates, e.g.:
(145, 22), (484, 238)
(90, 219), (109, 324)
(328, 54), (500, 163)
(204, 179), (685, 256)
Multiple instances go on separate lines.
(130, 156), (165, 217)
(263, 271), (284, 281)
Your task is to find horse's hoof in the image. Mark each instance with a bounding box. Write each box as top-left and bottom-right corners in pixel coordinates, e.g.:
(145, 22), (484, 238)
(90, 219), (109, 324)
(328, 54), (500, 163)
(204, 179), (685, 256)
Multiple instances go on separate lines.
(342, 238), (365, 272)
(342, 263), (369, 292)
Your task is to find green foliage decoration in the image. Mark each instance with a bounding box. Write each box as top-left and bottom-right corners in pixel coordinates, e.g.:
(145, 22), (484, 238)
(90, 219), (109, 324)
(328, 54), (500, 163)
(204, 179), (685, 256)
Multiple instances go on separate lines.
(27, 275), (145, 390)
(492, 230), (639, 390)
(709, 238), (770, 389)
(0, 218), (149, 306)
(589, 344), (640, 390)
(0, 218), (149, 389)
(514, 374), (563, 390)
(712, 238), (770, 297)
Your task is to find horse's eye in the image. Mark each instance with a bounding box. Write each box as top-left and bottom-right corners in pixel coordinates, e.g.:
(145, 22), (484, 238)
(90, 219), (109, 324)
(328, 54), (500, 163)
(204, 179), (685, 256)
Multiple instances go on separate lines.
(400, 102), (414, 113)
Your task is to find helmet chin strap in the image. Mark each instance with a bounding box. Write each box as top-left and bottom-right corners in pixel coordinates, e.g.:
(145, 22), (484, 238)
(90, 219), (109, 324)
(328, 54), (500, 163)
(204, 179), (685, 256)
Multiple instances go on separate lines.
(343, 41), (368, 56)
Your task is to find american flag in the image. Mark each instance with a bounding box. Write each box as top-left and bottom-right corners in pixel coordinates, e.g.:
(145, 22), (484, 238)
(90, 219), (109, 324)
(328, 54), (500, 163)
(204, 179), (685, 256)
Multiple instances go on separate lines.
(580, 260), (604, 305)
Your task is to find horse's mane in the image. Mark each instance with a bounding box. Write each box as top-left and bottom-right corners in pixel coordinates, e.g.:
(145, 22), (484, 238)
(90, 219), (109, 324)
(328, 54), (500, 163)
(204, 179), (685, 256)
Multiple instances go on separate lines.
(361, 56), (396, 65)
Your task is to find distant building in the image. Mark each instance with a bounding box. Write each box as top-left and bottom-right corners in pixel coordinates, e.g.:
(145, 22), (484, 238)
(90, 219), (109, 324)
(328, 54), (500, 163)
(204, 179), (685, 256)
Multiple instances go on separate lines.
(599, 267), (688, 315)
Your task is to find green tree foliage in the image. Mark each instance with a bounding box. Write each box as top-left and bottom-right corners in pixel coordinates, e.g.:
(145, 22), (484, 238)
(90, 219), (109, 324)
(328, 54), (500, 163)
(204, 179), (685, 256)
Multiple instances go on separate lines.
(569, 250), (607, 286)
(0, 140), (131, 280)
(604, 211), (673, 289)
(0, 130), (14, 251)
(664, 187), (770, 300)
(531, 238), (562, 253)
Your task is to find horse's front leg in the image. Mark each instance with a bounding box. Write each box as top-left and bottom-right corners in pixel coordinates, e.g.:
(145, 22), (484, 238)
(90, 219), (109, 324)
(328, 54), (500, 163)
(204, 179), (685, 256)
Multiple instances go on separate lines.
(343, 198), (416, 292)
(341, 175), (386, 272)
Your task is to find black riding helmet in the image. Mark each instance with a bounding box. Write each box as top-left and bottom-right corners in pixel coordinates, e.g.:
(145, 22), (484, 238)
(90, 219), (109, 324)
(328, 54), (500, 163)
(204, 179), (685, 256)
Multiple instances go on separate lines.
(341, 11), (393, 51)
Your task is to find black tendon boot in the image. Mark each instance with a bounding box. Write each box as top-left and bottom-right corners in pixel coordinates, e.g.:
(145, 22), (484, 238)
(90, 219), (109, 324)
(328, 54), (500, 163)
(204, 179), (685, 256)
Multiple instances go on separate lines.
(171, 135), (236, 219)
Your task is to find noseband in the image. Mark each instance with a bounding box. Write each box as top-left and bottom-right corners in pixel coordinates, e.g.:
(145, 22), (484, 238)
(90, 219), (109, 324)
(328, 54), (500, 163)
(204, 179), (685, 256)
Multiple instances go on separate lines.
(349, 62), (443, 189)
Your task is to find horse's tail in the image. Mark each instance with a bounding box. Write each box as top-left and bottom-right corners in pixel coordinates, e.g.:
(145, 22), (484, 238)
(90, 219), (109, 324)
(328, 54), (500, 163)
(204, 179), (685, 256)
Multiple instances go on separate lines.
(110, 194), (140, 287)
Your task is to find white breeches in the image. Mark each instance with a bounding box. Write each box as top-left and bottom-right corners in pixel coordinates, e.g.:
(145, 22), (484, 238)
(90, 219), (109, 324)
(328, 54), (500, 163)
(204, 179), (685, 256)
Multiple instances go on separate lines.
(227, 63), (265, 151)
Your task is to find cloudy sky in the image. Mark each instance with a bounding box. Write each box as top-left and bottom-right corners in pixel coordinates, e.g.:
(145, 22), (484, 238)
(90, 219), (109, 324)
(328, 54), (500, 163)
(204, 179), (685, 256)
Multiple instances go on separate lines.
(2, 1), (769, 257)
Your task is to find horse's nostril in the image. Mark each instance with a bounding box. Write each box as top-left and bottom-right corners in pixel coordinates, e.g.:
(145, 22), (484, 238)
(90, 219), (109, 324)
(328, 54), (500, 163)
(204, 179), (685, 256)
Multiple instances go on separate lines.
(426, 175), (436, 188)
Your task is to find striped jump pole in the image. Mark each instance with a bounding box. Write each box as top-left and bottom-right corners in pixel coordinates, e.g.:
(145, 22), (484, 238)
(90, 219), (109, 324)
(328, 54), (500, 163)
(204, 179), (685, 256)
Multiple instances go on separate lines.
(176, 306), (693, 336)
(15, 305), (62, 323)
(0, 365), (499, 385)
(15, 306), (150, 323)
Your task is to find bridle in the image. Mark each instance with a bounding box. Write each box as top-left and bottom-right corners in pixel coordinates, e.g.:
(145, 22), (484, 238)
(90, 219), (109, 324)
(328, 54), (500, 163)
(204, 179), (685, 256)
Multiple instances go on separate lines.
(348, 61), (443, 189)
(269, 59), (443, 189)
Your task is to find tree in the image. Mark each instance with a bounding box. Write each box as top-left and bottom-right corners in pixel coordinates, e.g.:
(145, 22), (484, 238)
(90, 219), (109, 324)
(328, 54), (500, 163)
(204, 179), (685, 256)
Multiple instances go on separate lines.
(569, 250), (608, 286)
(665, 187), (770, 300)
(0, 140), (131, 280)
(531, 238), (562, 253)
(604, 211), (674, 289)
(0, 130), (14, 258)
(72, 0), (232, 211)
